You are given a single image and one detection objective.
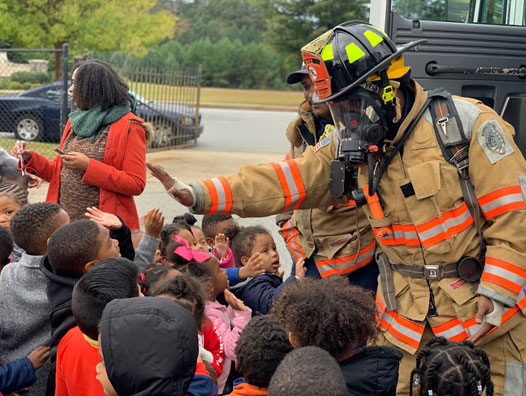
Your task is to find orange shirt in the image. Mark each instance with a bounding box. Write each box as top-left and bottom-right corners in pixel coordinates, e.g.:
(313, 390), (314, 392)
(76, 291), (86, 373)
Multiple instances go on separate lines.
(55, 326), (106, 396)
(227, 382), (268, 396)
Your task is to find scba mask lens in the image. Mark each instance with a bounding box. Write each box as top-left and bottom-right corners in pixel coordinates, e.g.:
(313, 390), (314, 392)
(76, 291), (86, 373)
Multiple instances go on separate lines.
(329, 87), (387, 166)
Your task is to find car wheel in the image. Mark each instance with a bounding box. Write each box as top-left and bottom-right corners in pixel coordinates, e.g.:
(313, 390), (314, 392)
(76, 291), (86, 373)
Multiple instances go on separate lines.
(15, 114), (44, 141)
(151, 122), (175, 148)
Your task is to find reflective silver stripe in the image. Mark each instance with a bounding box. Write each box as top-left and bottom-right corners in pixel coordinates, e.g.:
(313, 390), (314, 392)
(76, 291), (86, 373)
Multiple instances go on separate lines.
(480, 192), (524, 215)
(464, 322), (482, 336)
(434, 323), (467, 340)
(484, 263), (525, 289)
(278, 162), (300, 211)
(211, 178), (227, 213)
(316, 245), (375, 274)
(381, 227), (418, 243)
(417, 205), (472, 242)
(381, 311), (423, 342)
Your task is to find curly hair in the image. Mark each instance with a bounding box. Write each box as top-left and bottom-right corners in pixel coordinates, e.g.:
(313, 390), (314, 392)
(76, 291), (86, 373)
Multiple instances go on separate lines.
(138, 265), (179, 296)
(231, 225), (269, 267)
(10, 202), (63, 254)
(172, 213), (198, 226)
(47, 220), (101, 276)
(178, 261), (215, 287)
(268, 346), (347, 396)
(410, 337), (494, 396)
(159, 222), (192, 258)
(72, 60), (129, 110)
(201, 214), (238, 240)
(235, 315), (293, 388)
(154, 274), (206, 331)
(271, 277), (377, 360)
(0, 226), (13, 267)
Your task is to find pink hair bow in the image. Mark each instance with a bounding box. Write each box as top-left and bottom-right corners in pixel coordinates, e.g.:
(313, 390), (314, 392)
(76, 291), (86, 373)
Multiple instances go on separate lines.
(173, 235), (211, 263)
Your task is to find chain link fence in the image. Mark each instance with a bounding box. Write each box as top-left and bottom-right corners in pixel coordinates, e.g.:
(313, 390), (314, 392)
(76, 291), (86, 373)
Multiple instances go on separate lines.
(0, 46), (69, 158)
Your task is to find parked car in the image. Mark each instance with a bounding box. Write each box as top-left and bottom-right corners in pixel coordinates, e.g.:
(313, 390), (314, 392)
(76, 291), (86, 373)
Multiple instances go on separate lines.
(0, 82), (203, 146)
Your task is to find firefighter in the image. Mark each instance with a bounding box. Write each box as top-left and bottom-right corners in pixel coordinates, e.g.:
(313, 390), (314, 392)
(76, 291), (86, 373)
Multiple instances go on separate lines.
(149, 22), (526, 395)
(276, 63), (378, 287)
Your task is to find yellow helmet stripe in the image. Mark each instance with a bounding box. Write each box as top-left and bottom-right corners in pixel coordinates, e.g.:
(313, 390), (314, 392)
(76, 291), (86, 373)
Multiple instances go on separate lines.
(364, 30), (384, 47)
(321, 44), (334, 61)
(345, 43), (366, 64)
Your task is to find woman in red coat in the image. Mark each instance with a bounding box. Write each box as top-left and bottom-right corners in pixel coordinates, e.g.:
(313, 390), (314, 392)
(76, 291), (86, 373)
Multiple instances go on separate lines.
(12, 60), (150, 230)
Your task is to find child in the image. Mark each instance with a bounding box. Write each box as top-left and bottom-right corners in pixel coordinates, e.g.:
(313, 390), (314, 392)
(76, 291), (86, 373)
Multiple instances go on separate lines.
(157, 222), (196, 264)
(268, 347), (347, 396)
(139, 265), (182, 295)
(55, 258), (141, 396)
(0, 202), (70, 396)
(230, 226), (306, 316)
(228, 315), (293, 396)
(0, 226), (13, 273)
(271, 277), (403, 396)
(409, 337), (494, 396)
(0, 182), (29, 262)
(202, 214), (239, 269)
(41, 219), (121, 395)
(97, 297), (215, 396)
(0, 345), (50, 394)
(173, 213), (210, 253)
(154, 274), (225, 381)
(175, 250), (251, 394)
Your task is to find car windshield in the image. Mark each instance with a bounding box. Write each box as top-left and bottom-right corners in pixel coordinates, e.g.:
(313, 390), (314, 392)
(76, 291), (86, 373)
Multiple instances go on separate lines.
(129, 90), (148, 105)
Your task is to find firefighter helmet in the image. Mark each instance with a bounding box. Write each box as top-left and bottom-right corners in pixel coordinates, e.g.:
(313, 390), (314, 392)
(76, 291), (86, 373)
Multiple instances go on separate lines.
(301, 21), (425, 103)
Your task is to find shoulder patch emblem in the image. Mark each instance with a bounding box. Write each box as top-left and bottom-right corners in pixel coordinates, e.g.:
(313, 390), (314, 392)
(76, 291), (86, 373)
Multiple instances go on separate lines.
(476, 119), (514, 164)
(314, 136), (331, 151)
(319, 124), (335, 140)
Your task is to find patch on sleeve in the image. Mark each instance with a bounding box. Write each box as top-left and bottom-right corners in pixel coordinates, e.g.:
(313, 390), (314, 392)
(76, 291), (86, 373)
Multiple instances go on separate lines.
(319, 124), (335, 140)
(476, 119), (514, 164)
(314, 136), (331, 151)
(518, 174), (526, 202)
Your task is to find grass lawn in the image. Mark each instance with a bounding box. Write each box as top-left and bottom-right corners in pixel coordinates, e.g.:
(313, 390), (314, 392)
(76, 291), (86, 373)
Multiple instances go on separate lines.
(0, 138), (57, 159)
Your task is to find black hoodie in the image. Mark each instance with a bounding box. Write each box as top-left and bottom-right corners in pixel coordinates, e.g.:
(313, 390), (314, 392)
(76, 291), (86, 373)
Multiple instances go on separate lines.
(101, 297), (198, 396)
(339, 345), (403, 396)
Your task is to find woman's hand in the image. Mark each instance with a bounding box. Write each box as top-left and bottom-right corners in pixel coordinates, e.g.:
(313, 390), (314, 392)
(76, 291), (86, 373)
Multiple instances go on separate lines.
(26, 173), (42, 189)
(10, 141), (33, 162)
(61, 152), (90, 171)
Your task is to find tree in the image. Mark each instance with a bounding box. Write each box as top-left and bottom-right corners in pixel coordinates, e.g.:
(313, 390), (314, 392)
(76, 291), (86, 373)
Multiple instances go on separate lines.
(255, 0), (369, 70)
(0, 0), (177, 80)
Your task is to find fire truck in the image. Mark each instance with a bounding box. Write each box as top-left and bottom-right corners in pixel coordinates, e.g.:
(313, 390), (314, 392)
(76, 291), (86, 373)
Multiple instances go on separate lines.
(370, 0), (526, 155)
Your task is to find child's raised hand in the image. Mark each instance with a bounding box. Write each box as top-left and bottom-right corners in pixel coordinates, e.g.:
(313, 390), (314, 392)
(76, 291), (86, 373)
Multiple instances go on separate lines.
(85, 207), (122, 230)
(213, 233), (229, 259)
(295, 258), (307, 279)
(141, 208), (164, 238)
(224, 289), (249, 312)
(238, 252), (265, 279)
(27, 346), (50, 370)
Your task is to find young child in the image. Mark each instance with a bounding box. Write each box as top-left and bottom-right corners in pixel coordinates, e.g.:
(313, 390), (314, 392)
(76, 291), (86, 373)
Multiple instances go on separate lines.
(157, 222), (196, 264)
(41, 219), (121, 395)
(0, 182), (28, 262)
(202, 214), (239, 269)
(0, 202), (70, 396)
(0, 226), (13, 273)
(228, 315), (293, 396)
(139, 264), (182, 295)
(172, 213), (210, 253)
(97, 297), (214, 396)
(175, 249), (251, 394)
(0, 345), (50, 395)
(55, 258), (141, 396)
(154, 273), (225, 381)
(271, 277), (403, 396)
(409, 337), (494, 396)
(268, 347), (347, 396)
(230, 226), (306, 316)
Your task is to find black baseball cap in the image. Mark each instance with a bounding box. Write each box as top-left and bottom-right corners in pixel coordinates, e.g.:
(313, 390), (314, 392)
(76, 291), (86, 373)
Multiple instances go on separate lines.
(286, 63), (309, 84)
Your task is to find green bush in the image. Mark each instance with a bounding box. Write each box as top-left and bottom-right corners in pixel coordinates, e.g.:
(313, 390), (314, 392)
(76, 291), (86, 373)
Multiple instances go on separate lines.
(0, 81), (8, 89)
(8, 81), (22, 90)
(21, 82), (32, 90)
(10, 71), (51, 85)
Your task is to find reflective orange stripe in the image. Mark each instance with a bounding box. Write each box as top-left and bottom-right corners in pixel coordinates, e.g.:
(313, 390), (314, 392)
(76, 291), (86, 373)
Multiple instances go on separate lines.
(478, 185), (526, 219)
(284, 153), (291, 161)
(203, 177), (233, 214)
(481, 257), (526, 294)
(280, 220), (307, 262)
(271, 161), (306, 212)
(203, 179), (219, 214)
(376, 295), (424, 351)
(316, 240), (376, 278)
(487, 289), (526, 337)
(378, 203), (473, 248)
(432, 318), (469, 342)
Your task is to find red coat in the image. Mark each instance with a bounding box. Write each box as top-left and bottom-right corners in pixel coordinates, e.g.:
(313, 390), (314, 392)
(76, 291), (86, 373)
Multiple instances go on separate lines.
(25, 113), (146, 230)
